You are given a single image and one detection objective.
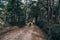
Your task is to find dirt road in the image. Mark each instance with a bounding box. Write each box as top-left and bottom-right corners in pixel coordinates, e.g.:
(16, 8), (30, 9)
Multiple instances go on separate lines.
(0, 24), (47, 40)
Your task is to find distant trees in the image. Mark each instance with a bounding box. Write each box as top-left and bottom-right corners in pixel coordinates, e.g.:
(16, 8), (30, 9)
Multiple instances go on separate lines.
(0, 0), (60, 26)
(29, 1), (40, 23)
(6, 0), (25, 26)
(37, 0), (60, 24)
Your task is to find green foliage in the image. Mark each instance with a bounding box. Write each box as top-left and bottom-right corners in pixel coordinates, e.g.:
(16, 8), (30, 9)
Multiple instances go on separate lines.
(50, 25), (60, 40)
(36, 20), (60, 40)
(6, 0), (25, 26)
(51, 25), (60, 33)
(29, 1), (40, 17)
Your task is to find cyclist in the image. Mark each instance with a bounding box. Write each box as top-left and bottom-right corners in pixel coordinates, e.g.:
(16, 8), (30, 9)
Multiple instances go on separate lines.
(29, 22), (31, 27)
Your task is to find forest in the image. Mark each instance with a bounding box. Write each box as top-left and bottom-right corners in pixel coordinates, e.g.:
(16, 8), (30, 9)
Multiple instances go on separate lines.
(0, 0), (60, 40)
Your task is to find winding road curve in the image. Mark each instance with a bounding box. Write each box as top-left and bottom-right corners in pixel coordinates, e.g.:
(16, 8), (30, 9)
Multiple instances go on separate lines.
(0, 23), (47, 40)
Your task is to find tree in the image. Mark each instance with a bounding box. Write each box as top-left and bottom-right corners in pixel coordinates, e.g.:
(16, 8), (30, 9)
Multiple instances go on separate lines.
(7, 0), (25, 26)
(0, 1), (8, 26)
